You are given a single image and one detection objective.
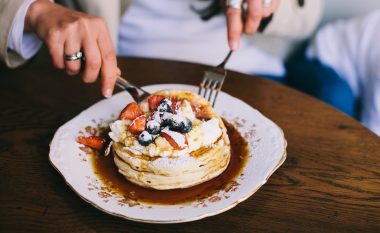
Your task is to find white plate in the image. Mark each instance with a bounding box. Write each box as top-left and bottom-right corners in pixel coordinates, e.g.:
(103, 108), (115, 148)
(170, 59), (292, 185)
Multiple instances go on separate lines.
(49, 84), (286, 223)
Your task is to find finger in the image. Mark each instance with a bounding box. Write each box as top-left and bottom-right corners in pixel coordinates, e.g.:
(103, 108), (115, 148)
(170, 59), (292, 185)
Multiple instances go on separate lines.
(64, 36), (82, 76)
(82, 35), (101, 84)
(245, 0), (263, 35)
(46, 29), (65, 69)
(263, 0), (281, 17)
(96, 21), (118, 98)
(272, 0), (281, 12)
(226, 7), (243, 50)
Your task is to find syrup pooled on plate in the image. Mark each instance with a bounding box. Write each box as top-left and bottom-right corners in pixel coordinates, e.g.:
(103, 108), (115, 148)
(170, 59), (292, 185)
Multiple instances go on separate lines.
(91, 120), (249, 205)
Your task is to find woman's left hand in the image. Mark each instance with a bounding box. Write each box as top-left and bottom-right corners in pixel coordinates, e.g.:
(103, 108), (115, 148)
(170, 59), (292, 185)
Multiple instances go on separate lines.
(225, 0), (281, 50)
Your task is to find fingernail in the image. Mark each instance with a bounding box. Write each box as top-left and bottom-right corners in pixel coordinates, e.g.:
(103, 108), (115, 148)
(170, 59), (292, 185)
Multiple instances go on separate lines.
(104, 88), (113, 98)
(230, 41), (239, 51)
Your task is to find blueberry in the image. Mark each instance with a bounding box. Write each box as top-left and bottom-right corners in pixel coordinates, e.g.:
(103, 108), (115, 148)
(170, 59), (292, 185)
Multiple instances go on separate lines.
(138, 131), (153, 146)
(161, 120), (172, 130)
(161, 119), (171, 129)
(165, 115), (192, 133)
(146, 120), (161, 135)
(157, 98), (172, 112)
(167, 116), (182, 131)
(161, 112), (173, 127)
(179, 117), (192, 133)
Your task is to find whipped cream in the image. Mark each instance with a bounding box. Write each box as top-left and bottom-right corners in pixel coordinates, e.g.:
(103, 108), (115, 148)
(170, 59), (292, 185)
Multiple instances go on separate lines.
(109, 120), (128, 142)
(176, 100), (195, 121)
(109, 99), (222, 157)
(186, 118), (222, 152)
(161, 127), (187, 148)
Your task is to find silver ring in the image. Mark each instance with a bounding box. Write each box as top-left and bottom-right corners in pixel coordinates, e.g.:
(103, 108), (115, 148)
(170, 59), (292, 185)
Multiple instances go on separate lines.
(226, 0), (243, 9)
(263, 0), (273, 8)
(64, 51), (83, 61)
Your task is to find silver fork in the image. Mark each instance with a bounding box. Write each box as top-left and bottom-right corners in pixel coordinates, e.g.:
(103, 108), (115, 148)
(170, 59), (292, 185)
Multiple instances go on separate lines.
(104, 76), (150, 156)
(198, 50), (233, 107)
(115, 76), (150, 103)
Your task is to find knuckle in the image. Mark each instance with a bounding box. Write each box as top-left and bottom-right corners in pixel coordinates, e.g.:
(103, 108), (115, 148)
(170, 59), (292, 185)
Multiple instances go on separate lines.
(76, 17), (92, 34)
(76, 17), (88, 26)
(61, 21), (76, 32)
(92, 17), (106, 27)
(87, 58), (101, 70)
(62, 17), (86, 32)
(226, 9), (240, 18)
(103, 51), (116, 62)
(251, 10), (262, 20)
(46, 28), (60, 43)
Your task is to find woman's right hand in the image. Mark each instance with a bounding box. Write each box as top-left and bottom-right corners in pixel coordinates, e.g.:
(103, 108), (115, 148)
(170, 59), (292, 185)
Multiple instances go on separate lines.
(25, 0), (120, 97)
(225, 0), (281, 50)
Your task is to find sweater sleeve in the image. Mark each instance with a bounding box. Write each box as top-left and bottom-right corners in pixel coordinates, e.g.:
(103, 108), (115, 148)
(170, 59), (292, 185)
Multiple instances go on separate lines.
(262, 0), (324, 39)
(0, 0), (31, 68)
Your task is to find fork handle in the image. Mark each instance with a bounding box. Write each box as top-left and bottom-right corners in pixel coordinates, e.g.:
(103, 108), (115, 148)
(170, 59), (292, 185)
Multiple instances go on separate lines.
(116, 76), (151, 102)
(116, 76), (150, 95)
(217, 50), (233, 68)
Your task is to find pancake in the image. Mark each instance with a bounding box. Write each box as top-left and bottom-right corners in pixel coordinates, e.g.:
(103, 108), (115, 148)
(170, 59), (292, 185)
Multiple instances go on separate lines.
(109, 89), (231, 190)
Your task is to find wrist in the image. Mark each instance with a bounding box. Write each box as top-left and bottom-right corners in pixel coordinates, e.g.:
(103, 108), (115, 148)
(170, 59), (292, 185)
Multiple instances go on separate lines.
(25, 0), (54, 32)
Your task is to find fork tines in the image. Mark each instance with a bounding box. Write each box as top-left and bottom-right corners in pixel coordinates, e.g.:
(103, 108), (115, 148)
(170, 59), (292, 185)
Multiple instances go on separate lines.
(198, 68), (226, 107)
(198, 50), (232, 107)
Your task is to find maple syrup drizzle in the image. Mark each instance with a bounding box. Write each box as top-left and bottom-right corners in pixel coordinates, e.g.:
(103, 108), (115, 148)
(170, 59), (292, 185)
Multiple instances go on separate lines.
(91, 121), (249, 205)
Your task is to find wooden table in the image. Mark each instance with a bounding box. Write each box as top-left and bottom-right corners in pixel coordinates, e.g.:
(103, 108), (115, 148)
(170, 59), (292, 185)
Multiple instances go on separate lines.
(1, 57), (380, 233)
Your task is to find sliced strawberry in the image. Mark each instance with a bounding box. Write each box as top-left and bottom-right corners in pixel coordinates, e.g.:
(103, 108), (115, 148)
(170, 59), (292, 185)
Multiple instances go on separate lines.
(148, 95), (165, 111)
(119, 102), (143, 120)
(128, 115), (146, 134)
(161, 129), (188, 150)
(171, 100), (181, 114)
(76, 136), (105, 150)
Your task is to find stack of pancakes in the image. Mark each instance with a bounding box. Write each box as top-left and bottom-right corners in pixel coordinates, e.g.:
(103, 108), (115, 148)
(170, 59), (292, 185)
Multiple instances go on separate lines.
(110, 90), (231, 190)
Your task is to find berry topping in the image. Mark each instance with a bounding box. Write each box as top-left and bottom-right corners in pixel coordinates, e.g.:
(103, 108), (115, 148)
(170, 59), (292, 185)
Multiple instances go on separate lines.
(119, 102), (143, 120)
(76, 136), (105, 150)
(149, 111), (162, 124)
(148, 95), (165, 111)
(146, 119), (161, 135)
(178, 117), (192, 133)
(128, 115), (146, 135)
(138, 131), (153, 146)
(160, 113), (192, 133)
(161, 112), (173, 125)
(171, 100), (180, 114)
(157, 98), (172, 112)
(161, 128), (188, 150)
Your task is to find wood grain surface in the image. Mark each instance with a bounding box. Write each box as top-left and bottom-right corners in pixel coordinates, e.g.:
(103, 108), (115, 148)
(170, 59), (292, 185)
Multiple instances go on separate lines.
(0, 57), (380, 233)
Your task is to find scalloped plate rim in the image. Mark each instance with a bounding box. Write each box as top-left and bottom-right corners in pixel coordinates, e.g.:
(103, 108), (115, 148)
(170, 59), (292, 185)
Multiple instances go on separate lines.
(49, 83), (287, 223)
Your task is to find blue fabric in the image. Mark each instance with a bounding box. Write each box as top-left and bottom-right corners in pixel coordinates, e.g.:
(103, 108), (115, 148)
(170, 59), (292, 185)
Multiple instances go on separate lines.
(286, 49), (357, 117)
(257, 74), (286, 83)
